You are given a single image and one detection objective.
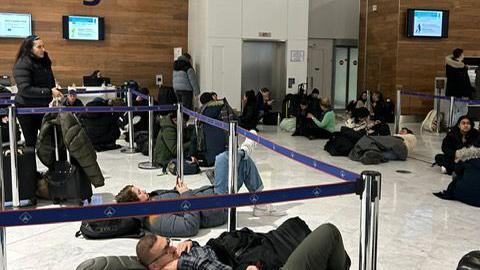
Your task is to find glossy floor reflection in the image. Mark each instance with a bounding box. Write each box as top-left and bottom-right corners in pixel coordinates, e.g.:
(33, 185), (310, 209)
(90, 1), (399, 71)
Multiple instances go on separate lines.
(5, 124), (479, 270)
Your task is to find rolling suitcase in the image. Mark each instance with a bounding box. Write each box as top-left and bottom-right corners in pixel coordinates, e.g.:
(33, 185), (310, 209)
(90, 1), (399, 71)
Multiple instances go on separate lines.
(47, 125), (92, 205)
(3, 146), (37, 205)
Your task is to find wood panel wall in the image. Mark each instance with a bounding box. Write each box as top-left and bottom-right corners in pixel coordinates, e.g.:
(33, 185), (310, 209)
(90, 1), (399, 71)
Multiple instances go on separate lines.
(359, 0), (480, 114)
(0, 0), (188, 94)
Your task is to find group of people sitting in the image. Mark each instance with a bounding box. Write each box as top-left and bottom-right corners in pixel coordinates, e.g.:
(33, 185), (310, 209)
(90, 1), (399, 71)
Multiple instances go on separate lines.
(239, 87), (279, 131)
(434, 115), (480, 207)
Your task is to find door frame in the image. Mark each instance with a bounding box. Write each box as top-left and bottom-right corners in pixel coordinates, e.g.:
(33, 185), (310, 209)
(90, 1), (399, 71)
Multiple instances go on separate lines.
(332, 45), (358, 109)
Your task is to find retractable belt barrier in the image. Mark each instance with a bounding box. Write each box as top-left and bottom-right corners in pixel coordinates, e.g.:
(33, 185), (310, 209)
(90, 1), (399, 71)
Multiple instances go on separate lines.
(0, 88), (126, 99)
(15, 105), (176, 115)
(401, 90), (480, 104)
(181, 107), (360, 182)
(0, 99), (14, 105)
(130, 89), (149, 100)
(0, 182), (356, 227)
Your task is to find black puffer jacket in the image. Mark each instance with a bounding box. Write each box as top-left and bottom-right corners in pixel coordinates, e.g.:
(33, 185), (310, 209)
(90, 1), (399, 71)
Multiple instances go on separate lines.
(445, 55), (474, 98)
(37, 112), (104, 188)
(79, 98), (120, 149)
(13, 52), (55, 107)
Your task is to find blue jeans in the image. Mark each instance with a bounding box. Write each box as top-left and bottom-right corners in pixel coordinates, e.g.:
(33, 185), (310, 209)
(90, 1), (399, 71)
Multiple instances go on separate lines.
(214, 150), (264, 194)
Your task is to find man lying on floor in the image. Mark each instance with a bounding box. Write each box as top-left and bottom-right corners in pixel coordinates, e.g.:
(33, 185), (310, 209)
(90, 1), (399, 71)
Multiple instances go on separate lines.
(136, 217), (351, 270)
(115, 136), (285, 237)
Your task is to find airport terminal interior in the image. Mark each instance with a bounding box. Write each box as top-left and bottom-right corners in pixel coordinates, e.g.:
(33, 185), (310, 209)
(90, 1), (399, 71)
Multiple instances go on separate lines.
(1, 1), (480, 270)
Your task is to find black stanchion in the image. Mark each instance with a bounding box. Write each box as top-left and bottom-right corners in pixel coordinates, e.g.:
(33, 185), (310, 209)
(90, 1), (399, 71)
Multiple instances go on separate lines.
(176, 103), (184, 181)
(7, 106), (19, 208)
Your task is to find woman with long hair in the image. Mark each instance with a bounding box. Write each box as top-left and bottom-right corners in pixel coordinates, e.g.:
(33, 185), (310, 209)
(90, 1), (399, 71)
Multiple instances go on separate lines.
(13, 35), (62, 146)
(240, 90), (259, 130)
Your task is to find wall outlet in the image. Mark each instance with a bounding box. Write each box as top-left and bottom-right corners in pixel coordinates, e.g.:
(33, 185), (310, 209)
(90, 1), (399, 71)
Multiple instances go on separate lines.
(156, 74), (163, 86)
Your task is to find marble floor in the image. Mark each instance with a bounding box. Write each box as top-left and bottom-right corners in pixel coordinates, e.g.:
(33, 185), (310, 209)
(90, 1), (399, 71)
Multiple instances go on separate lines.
(4, 123), (480, 270)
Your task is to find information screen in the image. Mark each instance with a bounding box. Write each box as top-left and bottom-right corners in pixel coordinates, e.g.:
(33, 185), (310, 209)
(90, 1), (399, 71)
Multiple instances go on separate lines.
(0, 13), (32, 38)
(412, 10), (444, 37)
(68, 16), (100, 40)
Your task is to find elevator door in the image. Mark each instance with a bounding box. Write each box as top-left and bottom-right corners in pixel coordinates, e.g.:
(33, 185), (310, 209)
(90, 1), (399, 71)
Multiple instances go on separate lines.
(333, 47), (358, 109)
(241, 41), (286, 112)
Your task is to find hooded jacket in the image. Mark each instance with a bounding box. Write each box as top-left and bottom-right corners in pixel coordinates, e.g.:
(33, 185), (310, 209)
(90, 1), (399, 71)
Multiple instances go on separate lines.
(452, 148), (480, 207)
(445, 55), (474, 98)
(13, 52), (55, 107)
(349, 135), (408, 164)
(36, 112), (104, 188)
(173, 55), (200, 96)
(153, 114), (191, 167)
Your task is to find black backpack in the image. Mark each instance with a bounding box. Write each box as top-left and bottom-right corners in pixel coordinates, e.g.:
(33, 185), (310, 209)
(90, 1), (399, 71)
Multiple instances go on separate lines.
(75, 218), (144, 240)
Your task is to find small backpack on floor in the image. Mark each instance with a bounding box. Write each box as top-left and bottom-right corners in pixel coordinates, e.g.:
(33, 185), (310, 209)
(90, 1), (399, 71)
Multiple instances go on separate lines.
(166, 159), (201, 175)
(75, 218), (144, 240)
(422, 110), (443, 132)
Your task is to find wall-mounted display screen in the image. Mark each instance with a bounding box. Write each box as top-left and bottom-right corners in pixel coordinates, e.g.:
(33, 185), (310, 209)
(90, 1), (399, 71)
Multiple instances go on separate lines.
(406, 9), (449, 38)
(62, 15), (105, 40)
(0, 13), (32, 38)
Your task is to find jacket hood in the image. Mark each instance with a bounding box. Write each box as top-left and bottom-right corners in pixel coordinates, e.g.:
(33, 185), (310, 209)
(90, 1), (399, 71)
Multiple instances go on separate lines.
(160, 114), (176, 128)
(456, 146), (480, 162)
(446, 55), (465, 69)
(173, 56), (191, 71)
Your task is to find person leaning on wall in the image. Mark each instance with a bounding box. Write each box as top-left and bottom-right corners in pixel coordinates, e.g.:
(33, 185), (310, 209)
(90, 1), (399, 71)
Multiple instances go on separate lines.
(12, 35), (63, 147)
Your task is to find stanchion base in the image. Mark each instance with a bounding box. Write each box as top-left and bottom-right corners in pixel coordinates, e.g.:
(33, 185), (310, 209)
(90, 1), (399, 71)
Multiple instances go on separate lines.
(138, 161), (161, 170)
(121, 147), (137, 154)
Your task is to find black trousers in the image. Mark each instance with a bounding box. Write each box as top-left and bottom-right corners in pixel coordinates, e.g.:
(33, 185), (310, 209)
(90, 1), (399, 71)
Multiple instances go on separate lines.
(175, 90), (193, 110)
(17, 114), (44, 147)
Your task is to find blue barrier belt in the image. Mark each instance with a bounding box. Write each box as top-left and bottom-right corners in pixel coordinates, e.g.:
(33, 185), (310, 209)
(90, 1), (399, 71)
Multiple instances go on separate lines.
(0, 181), (356, 227)
(0, 89), (125, 98)
(0, 99), (14, 105)
(16, 104), (177, 115)
(0, 93), (15, 98)
(182, 107), (359, 182)
(401, 90), (475, 104)
(131, 89), (150, 100)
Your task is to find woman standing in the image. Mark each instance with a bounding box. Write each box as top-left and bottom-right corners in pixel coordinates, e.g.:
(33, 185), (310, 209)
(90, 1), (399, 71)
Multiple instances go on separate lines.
(13, 35), (62, 147)
(173, 53), (200, 110)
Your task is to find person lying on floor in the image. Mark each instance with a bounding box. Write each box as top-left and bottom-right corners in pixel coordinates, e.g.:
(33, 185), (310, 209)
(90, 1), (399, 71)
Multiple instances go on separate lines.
(434, 115), (479, 175)
(348, 128), (417, 165)
(136, 217), (351, 270)
(434, 138), (480, 207)
(115, 135), (285, 237)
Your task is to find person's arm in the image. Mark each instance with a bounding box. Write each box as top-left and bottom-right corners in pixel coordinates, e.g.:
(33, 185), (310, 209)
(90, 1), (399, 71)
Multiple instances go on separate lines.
(187, 68), (200, 97)
(13, 60), (53, 98)
(164, 126), (178, 155)
(311, 112), (333, 129)
(177, 244), (232, 270)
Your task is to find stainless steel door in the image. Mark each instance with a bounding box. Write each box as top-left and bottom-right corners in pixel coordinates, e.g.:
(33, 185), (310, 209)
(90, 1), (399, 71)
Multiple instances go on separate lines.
(241, 41), (286, 112)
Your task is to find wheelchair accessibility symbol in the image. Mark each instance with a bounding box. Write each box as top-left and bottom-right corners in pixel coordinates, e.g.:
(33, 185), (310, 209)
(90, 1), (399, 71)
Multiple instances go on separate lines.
(181, 201), (192, 210)
(250, 194), (259, 203)
(313, 188), (322, 197)
(104, 207), (116, 217)
(19, 212), (32, 224)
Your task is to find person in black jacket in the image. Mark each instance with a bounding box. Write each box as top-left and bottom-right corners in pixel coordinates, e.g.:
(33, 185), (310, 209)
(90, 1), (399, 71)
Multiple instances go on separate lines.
(239, 90), (259, 131)
(445, 48), (474, 125)
(13, 35), (63, 147)
(435, 115), (479, 175)
(369, 91), (391, 136)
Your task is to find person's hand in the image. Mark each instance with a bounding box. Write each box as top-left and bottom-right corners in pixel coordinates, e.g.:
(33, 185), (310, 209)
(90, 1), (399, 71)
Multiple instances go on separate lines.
(374, 120), (381, 125)
(176, 240), (193, 256)
(267, 99), (274, 105)
(175, 179), (189, 194)
(51, 88), (63, 98)
(246, 266), (259, 270)
(454, 151), (461, 163)
(306, 113), (314, 119)
(189, 156), (198, 164)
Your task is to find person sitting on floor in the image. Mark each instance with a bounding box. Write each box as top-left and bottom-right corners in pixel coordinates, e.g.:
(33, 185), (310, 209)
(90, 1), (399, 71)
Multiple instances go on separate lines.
(239, 90), (259, 131)
(304, 98), (335, 139)
(433, 137), (480, 207)
(307, 88), (322, 118)
(345, 107), (370, 132)
(368, 91), (391, 136)
(349, 128), (417, 165)
(62, 89), (84, 107)
(434, 115), (479, 175)
(135, 217), (351, 270)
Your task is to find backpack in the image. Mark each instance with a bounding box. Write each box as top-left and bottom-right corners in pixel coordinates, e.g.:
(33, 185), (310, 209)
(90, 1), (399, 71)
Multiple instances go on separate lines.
(75, 218), (144, 240)
(421, 110), (443, 132)
(166, 159), (201, 175)
(218, 98), (238, 123)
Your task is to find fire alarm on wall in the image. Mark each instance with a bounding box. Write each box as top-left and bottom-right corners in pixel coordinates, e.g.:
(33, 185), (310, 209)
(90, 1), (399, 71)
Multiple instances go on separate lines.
(156, 74), (163, 86)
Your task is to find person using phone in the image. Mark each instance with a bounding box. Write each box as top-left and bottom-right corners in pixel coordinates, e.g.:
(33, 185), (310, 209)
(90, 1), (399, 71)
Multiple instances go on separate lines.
(13, 35), (63, 146)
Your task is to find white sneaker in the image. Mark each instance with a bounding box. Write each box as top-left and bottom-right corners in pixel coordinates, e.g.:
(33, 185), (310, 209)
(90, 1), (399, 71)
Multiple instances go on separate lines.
(441, 166), (447, 174)
(253, 204), (287, 217)
(241, 130), (258, 156)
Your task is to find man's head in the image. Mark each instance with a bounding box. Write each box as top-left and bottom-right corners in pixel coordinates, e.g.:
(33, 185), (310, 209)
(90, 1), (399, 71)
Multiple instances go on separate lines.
(67, 90), (77, 105)
(115, 185), (149, 202)
(311, 88), (319, 98)
(199, 92), (213, 105)
(399, 127), (414, 135)
(137, 234), (178, 270)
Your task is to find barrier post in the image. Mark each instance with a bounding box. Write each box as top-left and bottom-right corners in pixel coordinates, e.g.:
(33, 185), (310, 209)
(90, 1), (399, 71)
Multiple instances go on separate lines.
(448, 96), (455, 128)
(176, 104), (184, 182)
(0, 123), (6, 270)
(366, 90), (372, 112)
(394, 90), (401, 134)
(121, 86), (136, 154)
(8, 106), (19, 208)
(227, 121), (238, 232)
(359, 171), (381, 270)
(138, 96), (160, 170)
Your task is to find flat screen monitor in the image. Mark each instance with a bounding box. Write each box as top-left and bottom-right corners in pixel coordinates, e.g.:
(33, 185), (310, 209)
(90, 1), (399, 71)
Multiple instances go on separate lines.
(406, 9), (449, 38)
(0, 13), (32, 38)
(62, 15), (105, 41)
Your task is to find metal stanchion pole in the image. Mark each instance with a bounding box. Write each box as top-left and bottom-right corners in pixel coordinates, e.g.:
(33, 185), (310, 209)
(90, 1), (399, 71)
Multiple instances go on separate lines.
(121, 86), (136, 153)
(448, 96), (455, 128)
(176, 104), (184, 182)
(0, 124), (7, 270)
(227, 121), (238, 232)
(359, 171), (381, 270)
(138, 96), (160, 170)
(8, 106), (19, 208)
(435, 88), (441, 133)
(394, 90), (401, 134)
(366, 90), (372, 112)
